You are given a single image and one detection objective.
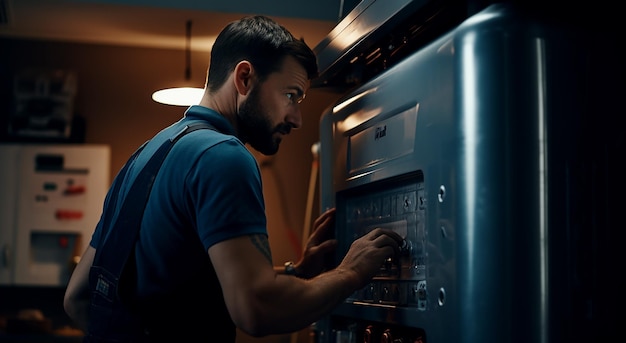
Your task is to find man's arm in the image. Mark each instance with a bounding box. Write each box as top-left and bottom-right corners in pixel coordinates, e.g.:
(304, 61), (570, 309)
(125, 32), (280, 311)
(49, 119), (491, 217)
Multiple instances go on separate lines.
(210, 210), (402, 337)
(64, 245), (95, 331)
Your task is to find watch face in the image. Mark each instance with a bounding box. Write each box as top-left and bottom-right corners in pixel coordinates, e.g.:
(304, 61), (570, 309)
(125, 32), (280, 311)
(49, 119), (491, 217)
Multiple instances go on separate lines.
(284, 262), (296, 275)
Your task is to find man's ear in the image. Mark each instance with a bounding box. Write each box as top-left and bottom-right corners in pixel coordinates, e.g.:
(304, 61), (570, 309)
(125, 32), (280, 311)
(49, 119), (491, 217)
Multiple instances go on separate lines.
(233, 61), (253, 96)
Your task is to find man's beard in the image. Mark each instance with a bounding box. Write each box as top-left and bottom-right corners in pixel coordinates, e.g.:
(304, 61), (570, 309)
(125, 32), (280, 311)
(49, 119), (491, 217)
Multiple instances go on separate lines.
(237, 87), (291, 155)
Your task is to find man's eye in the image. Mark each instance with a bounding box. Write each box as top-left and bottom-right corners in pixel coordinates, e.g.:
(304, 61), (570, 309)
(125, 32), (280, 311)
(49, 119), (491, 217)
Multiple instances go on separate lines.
(285, 92), (305, 104)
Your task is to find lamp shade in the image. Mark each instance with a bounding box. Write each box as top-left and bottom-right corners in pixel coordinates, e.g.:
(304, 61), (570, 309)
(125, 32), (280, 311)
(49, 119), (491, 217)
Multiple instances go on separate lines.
(153, 20), (203, 107)
(152, 87), (204, 106)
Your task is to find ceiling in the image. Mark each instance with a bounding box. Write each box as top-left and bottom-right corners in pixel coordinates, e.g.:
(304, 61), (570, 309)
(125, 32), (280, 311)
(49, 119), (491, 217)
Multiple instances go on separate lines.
(0, 0), (351, 52)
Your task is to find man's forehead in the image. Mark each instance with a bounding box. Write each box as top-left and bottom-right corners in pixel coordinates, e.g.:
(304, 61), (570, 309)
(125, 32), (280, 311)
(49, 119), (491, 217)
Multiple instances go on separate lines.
(272, 56), (309, 88)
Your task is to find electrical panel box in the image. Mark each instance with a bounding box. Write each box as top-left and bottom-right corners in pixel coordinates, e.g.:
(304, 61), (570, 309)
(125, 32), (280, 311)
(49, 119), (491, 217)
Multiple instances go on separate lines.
(0, 144), (110, 286)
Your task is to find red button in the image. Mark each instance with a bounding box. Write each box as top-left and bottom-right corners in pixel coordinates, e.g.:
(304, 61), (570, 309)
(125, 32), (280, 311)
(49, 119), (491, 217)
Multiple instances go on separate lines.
(55, 209), (84, 220)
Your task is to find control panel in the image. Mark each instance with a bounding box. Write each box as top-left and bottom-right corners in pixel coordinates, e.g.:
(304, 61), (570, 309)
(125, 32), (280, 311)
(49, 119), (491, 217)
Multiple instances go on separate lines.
(335, 173), (427, 310)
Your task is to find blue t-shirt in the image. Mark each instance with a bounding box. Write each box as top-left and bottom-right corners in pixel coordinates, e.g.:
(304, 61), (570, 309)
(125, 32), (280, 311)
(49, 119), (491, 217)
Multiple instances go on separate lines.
(89, 105), (267, 339)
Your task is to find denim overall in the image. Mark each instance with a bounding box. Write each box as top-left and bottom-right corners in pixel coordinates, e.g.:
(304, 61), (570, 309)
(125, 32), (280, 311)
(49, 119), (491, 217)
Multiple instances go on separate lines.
(84, 123), (214, 343)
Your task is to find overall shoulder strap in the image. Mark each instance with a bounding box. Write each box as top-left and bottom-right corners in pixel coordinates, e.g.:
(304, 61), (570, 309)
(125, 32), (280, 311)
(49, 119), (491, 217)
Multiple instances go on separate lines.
(86, 121), (217, 342)
(92, 122), (216, 291)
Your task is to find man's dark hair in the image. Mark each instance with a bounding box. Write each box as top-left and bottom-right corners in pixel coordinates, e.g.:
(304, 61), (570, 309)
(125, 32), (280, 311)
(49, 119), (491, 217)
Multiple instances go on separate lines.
(206, 15), (318, 92)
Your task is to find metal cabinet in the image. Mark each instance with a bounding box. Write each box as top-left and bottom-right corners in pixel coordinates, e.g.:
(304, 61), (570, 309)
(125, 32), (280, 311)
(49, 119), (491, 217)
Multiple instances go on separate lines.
(0, 144), (109, 286)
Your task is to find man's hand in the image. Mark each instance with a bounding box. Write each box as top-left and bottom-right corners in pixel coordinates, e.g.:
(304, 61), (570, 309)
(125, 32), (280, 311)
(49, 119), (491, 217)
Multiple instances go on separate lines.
(294, 208), (337, 278)
(337, 228), (403, 289)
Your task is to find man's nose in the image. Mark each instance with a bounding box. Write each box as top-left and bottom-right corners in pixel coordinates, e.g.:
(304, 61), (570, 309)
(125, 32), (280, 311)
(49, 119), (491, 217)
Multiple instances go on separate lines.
(286, 107), (302, 129)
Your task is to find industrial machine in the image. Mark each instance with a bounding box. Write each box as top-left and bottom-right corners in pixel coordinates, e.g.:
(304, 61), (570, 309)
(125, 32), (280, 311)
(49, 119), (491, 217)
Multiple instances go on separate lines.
(313, 0), (624, 342)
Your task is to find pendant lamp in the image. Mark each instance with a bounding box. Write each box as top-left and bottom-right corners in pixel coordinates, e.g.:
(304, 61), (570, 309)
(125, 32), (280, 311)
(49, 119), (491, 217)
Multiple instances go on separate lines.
(152, 20), (204, 106)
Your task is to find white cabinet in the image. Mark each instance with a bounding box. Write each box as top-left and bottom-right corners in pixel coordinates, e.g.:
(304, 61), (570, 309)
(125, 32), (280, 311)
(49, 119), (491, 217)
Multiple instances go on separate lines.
(0, 144), (110, 286)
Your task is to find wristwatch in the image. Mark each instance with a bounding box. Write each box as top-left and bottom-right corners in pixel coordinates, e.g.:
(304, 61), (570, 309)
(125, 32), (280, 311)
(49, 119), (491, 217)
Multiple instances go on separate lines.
(284, 261), (297, 276)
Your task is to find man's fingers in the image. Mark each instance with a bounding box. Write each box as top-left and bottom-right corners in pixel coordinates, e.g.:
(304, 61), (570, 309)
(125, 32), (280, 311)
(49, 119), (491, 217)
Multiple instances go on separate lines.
(314, 208), (336, 226)
(368, 228), (403, 255)
(309, 208), (336, 242)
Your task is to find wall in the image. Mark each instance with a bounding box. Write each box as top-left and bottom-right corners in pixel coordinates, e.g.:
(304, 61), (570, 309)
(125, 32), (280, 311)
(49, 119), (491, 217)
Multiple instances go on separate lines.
(0, 37), (342, 342)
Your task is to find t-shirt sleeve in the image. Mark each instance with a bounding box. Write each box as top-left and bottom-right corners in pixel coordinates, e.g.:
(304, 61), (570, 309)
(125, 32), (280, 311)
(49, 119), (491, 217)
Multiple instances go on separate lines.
(185, 139), (267, 250)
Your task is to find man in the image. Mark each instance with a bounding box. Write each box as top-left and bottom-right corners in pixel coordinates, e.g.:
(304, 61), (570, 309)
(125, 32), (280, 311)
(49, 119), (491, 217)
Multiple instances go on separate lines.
(64, 15), (402, 342)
